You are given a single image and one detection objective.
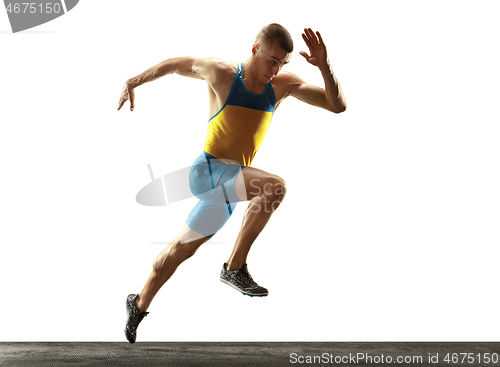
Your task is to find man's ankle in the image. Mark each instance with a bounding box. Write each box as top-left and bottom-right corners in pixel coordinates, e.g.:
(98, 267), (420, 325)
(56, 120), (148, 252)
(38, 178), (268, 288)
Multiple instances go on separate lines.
(135, 294), (145, 313)
(226, 261), (244, 271)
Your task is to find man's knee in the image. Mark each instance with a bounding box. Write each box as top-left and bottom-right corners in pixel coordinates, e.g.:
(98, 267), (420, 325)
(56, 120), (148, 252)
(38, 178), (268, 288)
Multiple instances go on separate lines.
(269, 176), (287, 204)
(259, 176), (287, 211)
(173, 240), (201, 260)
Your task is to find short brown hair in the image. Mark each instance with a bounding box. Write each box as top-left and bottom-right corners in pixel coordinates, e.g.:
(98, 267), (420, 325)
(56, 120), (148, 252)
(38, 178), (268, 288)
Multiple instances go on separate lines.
(256, 23), (293, 53)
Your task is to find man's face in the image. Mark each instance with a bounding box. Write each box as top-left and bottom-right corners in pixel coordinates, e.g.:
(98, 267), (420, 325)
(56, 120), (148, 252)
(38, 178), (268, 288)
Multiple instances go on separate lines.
(253, 41), (291, 84)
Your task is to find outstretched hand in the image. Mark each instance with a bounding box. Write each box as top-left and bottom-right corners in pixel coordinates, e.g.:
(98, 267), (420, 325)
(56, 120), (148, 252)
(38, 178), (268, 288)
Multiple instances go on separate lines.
(117, 82), (135, 111)
(299, 28), (328, 67)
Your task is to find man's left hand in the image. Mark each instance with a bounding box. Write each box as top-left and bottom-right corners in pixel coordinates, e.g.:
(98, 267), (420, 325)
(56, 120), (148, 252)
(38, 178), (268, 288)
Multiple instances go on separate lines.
(299, 28), (328, 68)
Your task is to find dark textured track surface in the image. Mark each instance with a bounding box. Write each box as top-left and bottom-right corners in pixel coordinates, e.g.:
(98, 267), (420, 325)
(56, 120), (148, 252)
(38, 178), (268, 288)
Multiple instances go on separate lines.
(1, 342), (499, 366)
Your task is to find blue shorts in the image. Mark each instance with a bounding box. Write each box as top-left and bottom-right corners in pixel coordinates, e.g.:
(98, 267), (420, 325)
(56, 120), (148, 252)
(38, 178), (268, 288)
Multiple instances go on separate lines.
(186, 152), (246, 238)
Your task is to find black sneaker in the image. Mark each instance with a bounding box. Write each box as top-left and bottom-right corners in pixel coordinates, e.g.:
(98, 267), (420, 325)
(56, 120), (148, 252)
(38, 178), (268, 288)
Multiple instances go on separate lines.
(219, 263), (268, 297)
(124, 294), (149, 343)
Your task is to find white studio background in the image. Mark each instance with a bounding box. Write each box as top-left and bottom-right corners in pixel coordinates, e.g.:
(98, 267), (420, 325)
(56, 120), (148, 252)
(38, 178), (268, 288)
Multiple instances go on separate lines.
(1, 0), (499, 342)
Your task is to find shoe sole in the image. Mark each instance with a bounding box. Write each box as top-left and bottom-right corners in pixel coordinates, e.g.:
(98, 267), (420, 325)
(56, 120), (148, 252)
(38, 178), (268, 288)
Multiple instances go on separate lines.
(219, 278), (268, 297)
(124, 330), (135, 344)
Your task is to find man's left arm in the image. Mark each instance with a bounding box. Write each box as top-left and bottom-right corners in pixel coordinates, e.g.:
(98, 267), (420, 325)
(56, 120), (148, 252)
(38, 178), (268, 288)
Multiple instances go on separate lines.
(286, 28), (347, 114)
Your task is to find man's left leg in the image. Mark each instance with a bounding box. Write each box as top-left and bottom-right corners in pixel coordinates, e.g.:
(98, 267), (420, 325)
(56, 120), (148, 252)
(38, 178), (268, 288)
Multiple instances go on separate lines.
(125, 224), (210, 343)
(219, 166), (287, 296)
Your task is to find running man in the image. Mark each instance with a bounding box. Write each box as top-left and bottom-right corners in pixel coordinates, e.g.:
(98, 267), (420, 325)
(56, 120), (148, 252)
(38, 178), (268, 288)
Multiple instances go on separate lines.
(117, 24), (346, 343)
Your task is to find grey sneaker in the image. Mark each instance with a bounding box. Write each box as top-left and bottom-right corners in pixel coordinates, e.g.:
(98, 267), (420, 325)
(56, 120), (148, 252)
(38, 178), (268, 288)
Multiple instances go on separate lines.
(124, 294), (149, 343)
(220, 263), (268, 297)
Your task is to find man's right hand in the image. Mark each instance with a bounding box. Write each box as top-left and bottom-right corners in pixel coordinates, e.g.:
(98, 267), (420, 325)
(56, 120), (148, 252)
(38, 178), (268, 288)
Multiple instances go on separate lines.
(117, 81), (135, 111)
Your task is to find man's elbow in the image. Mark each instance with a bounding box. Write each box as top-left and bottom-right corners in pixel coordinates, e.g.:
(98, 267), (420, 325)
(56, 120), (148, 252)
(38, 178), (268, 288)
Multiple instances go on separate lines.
(329, 103), (346, 114)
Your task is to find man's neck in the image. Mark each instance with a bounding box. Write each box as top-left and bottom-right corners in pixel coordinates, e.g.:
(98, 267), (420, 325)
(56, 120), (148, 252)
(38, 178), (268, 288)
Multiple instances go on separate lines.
(242, 58), (266, 94)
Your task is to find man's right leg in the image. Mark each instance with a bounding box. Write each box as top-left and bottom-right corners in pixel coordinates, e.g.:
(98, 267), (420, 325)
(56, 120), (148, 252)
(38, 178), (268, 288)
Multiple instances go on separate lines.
(135, 223), (209, 313)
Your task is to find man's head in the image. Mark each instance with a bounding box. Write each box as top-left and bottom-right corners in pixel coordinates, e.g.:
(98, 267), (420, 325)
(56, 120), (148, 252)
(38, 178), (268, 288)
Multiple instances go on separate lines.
(251, 23), (293, 84)
(255, 23), (294, 54)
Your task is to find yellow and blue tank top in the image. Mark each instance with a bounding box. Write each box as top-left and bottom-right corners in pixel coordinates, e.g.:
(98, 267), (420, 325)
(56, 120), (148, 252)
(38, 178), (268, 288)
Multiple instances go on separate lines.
(204, 62), (276, 167)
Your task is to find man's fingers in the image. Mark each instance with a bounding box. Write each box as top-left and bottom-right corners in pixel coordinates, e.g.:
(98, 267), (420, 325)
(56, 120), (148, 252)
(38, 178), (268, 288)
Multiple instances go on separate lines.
(129, 89), (135, 111)
(316, 31), (324, 45)
(116, 85), (135, 111)
(303, 28), (322, 51)
(299, 51), (310, 61)
(117, 96), (127, 111)
(305, 28), (317, 43)
(301, 32), (311, 48)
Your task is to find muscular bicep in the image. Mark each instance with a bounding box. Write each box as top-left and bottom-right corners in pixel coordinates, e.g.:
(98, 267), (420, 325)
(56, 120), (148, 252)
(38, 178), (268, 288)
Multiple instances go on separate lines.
(169, 57), (205, 79)
(276, 72), (329, 111)
(288, 80), (329, 110)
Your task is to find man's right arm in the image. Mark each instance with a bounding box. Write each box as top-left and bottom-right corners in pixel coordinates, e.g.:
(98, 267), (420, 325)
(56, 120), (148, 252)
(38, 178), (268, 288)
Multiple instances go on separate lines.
(117, 57), (219, 111)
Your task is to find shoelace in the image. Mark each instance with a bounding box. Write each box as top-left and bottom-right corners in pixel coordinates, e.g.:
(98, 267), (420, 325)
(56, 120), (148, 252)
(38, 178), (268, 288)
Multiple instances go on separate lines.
(234, 269), (258, 288)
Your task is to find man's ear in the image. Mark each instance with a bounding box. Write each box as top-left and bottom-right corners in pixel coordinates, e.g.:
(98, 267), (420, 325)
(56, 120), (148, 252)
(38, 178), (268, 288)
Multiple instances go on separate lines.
(252, 43), (259, 56)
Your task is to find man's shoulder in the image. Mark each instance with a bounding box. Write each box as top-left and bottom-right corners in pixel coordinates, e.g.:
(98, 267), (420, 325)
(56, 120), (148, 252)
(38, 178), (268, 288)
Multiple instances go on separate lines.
(199, 58), (238, 84)
(271, 71), (307, 102)
(201, 58), (237, 74)
(272, 71), (304, 86)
